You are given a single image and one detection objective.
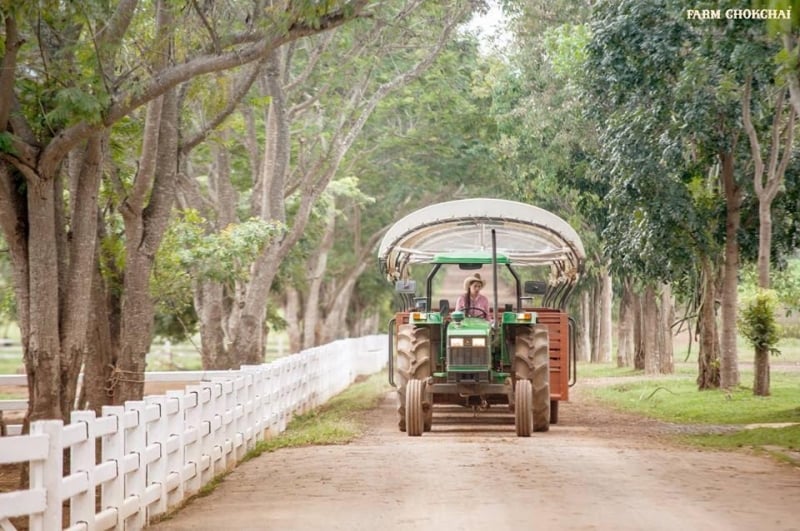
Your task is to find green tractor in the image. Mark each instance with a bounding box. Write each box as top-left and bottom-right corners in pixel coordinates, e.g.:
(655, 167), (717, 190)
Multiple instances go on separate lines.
(378, 198), (585, 437)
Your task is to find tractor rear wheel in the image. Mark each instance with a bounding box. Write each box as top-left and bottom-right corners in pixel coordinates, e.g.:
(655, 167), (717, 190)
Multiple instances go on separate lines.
(513, 324), (551, 432)
(531, 325), (551, 432)
(395, 324), (432, 432)
(514, 379), (533, 437)
(405, 379), (424, 436)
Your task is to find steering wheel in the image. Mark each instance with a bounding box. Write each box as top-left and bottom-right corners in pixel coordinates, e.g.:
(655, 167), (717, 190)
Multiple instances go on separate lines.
(463, 307), (488, 318)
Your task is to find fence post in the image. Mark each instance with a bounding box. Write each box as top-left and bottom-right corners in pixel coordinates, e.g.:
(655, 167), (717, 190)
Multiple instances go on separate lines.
(29, 420), (63, 531)
(164, 390), (186, 509)
(101, 405), (125, 531)
(198, 383), (215, 486)
(183, 387), (202, 496)
(145, 395), (168, 521)
(242, 365), (266, 442)
(124, 401), (147, 530)
(70, 410), (97, 530)
(208, 380), (226, 473)
(242, 372), (256, 452)
(264, 365), (278, 437)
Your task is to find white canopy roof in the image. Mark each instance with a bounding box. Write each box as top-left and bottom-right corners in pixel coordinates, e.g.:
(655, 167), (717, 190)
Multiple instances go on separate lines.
(378, 198), (585, 281)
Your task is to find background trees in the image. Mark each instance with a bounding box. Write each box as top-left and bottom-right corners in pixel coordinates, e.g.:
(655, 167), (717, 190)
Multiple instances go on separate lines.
(0, 0), (379, 419)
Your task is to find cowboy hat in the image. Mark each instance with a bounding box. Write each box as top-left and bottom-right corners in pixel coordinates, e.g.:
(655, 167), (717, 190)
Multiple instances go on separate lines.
(463, 273), (484, 291)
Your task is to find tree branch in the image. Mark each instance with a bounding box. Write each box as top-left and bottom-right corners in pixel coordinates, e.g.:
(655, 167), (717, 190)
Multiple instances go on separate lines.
(741, 77), (764, 196)
(0, 14), (22, 131)
(180, 58), (266, 155)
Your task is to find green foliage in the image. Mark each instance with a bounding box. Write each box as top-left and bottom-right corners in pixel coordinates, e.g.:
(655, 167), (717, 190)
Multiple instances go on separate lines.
(0, 132), (15, 154)
(0, 286), (16, 328)
(740, 260), (800, 317)
(0, 235), (17, 328)
(151, 210), (284, 341)
(577, 0), (800, 310)
(166, 210), (285, 285)
(541, 23), (589, 79)
(738, 289), (783, 354)
(44, 87), (109, 128)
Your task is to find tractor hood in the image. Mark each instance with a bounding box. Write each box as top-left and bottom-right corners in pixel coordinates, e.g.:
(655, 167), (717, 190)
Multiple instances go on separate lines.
(378, 198), (585, 295)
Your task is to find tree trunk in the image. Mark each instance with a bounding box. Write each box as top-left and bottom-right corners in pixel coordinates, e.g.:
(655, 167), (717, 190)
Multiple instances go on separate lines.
(633, 290), (645, 371)
(114, 84), (179, 403)
(742, 82), (795, 396)
(697, 257), (721, 390)
(642, 285), (660, 375)
(284, 287), (302, 354)
(83, 246), (119, 413)
(26, 175), (63, 420)
(719, 151), (741, 389)
(659, 283), (674, 374)
(60, 134), (104, 414)
(590, 283), (601, 363)
(753, 200), (774, 396)
(598, 266), (613, 363)
(302, 205), (336, 349)
(195, 281), (231, 369)
(616, 278), (634, 367)
(578, 290), (591, 363)
(753, 346), (771, 396)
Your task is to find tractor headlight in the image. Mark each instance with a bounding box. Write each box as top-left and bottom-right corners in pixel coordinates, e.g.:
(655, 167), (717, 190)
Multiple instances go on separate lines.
(516, 312), (533, 322)
(471, 337), (486, 347)
(450, 337), (464, 347)
(411, 312), (427, 321)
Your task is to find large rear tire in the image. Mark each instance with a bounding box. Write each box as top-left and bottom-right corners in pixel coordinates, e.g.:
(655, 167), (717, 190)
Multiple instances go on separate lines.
(514, 324), (551, 432)
(405, 379), (424, 436)
(514, 379), (533, 437)
(395, 324), (432, 432)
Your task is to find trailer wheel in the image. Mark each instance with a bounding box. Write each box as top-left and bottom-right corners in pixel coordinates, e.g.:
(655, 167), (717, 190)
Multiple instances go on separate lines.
(531, 325), (551, 432)
(550, 400), (559, 425)
(405, 379), (424, 436)
(515, 379), (533, 437)
(395, 324), (432, 432)
(424, 404), (433, 432)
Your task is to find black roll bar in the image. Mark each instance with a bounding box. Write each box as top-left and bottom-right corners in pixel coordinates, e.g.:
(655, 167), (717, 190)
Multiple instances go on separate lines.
(387, 317), (396, 387)
(568, 316), (577, 387)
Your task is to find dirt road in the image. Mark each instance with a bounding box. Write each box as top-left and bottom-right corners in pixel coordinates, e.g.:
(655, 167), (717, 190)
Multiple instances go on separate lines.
(152, 387), (800, 531)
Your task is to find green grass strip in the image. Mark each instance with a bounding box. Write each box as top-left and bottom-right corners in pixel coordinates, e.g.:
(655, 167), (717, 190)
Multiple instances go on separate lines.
(244, 372), (391, 459)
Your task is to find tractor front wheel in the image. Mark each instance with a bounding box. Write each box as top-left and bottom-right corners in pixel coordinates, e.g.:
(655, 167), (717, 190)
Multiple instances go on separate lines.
(514, 379), (533, 437)
(405, 379), (425, 436)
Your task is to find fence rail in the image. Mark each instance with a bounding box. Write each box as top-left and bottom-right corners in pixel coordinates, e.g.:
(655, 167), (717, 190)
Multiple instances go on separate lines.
(0, 335), (387, 531)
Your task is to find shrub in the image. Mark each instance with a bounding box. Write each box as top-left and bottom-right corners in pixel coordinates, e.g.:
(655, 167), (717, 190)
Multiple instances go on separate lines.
(739, 289), (782, 355)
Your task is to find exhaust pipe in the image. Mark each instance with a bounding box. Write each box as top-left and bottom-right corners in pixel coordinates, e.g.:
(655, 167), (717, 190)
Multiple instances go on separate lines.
(491, 229), (499, 330)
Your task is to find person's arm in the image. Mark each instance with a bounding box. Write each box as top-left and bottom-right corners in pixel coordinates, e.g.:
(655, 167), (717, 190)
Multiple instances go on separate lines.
(455, 295), (466, 311)
(477, 294), (490, 316)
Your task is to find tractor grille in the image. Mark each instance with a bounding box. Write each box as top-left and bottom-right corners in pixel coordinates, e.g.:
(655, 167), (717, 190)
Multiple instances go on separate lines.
(448, 347), (489, 367)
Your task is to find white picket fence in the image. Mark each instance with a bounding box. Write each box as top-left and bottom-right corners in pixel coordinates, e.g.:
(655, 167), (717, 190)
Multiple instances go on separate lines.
(0, 335), (387, 531)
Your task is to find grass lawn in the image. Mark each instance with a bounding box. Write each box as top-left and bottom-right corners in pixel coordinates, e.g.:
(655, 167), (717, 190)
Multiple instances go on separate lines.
(247, 372), (391, 455)
(579, 359), (800, 460)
